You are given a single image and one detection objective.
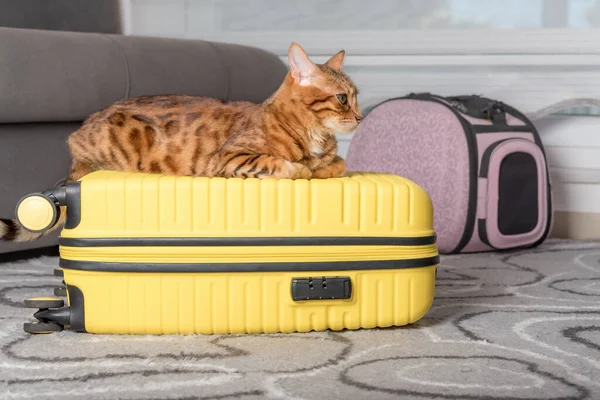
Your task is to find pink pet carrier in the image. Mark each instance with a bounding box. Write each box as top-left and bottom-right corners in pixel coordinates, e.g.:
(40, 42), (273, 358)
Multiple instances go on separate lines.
(346, 93), (554, 254)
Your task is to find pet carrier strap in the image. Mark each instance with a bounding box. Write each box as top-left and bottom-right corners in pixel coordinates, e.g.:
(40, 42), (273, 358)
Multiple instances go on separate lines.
(525, 98), (600, 121)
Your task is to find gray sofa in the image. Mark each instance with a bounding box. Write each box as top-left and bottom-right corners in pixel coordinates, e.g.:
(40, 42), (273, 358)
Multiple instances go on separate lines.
(0, 6), (287, 255)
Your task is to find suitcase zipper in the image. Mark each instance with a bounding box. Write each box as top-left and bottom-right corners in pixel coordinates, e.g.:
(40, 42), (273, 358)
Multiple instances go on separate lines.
(59, 244), (439, 264)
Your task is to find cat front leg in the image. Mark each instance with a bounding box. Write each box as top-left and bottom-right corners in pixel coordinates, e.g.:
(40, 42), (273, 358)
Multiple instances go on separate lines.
(212, 152), (312, 179)
(311, 156), (346, 179)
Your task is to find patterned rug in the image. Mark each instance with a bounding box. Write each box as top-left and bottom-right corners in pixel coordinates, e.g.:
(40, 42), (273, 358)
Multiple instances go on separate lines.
(1, 239), (599, 400)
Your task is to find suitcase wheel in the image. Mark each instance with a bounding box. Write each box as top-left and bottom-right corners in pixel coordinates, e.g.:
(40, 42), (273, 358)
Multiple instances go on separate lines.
(53, 268), (64, 278)
(23, 297), (64, 309)
(23, 321), (63, 334)
(15, 193), (60, 233)
(53, 287), (67, 297)
(23, 297), (70, 334)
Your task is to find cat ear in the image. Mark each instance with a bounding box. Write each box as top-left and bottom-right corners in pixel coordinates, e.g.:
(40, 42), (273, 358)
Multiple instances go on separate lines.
(324, 50), (345, 71)
(288, 42), (317, 86)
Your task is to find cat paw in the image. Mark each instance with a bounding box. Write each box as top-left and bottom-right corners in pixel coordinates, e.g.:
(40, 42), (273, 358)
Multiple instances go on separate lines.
(312, 162), (346, 179)
(288, 163), (312, 180)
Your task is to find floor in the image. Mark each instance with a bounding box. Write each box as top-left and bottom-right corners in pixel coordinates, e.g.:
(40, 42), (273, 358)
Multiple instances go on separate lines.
(1, 239), (599, 399)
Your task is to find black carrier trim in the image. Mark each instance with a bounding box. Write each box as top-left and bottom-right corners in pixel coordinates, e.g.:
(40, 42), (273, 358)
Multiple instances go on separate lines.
(478, 219), (491, 247)
(472, 125), (538, 134)
(59, 256), (440, 273)
(479, 138), (511, 178)
(58, 235), (437, 248)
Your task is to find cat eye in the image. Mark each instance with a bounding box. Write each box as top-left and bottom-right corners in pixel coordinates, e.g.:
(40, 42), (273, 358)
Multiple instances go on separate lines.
(336, 93), (348, 105)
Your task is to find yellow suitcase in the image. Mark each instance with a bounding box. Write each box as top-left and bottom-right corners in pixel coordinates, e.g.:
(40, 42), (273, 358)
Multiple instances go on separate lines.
(19, 171), (438, 335)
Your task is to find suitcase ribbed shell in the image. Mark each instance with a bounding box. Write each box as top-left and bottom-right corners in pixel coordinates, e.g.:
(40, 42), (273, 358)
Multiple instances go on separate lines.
(60, 170), (435, 240)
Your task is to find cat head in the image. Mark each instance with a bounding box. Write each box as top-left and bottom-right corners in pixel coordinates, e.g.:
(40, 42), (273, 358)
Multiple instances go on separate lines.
(286, 42), (362, 134)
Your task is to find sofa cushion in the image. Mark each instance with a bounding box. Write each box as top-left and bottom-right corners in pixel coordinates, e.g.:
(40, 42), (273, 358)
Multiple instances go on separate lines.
(0, 27), (288, 124)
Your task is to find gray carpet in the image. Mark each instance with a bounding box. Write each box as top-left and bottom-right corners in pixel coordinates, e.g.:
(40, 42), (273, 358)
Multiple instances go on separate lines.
(1, 239), (600, 399)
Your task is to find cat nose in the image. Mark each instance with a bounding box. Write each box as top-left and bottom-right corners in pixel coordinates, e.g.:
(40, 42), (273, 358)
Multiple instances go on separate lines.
(355, 115), (363, 123)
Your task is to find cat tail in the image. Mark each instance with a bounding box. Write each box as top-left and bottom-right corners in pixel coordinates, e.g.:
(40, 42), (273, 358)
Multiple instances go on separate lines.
(0, 211), (66, 242)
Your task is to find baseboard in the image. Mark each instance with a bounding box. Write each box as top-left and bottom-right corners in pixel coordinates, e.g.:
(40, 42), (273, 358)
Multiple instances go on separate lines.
(551, 211), (600, 239)
(0, 246), (59, 263)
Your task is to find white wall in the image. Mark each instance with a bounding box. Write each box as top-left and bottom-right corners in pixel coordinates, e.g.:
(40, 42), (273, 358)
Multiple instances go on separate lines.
(120, 0), (600, 215)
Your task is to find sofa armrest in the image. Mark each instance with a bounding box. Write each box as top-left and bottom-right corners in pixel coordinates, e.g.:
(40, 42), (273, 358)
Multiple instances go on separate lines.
(0, 27), (288, 123)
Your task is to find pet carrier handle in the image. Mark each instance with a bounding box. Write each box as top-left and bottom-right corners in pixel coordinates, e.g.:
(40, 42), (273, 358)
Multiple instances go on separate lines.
(15, 187), (66, 233)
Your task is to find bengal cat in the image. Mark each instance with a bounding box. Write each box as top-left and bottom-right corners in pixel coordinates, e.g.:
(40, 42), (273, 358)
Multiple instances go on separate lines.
(0, 42), (362, 242)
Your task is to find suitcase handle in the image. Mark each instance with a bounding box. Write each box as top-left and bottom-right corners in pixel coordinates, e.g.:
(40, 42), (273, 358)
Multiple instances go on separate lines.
(15, 187), (66, 233)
